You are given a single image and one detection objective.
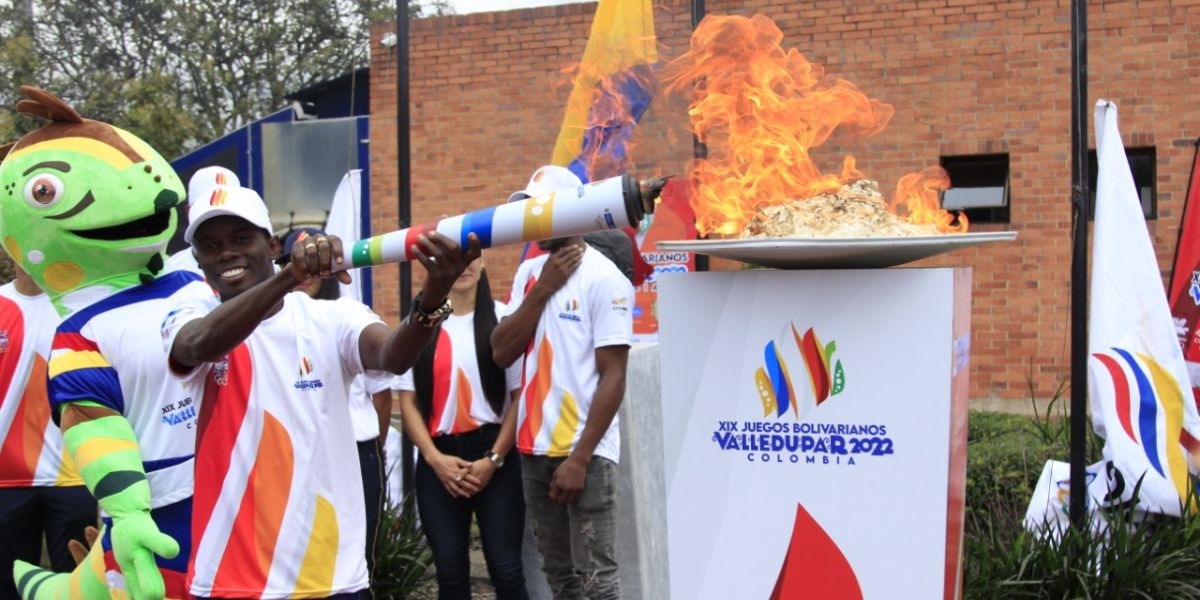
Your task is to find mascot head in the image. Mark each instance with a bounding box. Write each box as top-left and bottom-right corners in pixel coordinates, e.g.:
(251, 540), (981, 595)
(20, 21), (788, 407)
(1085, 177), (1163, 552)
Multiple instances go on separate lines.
(0, 86), (184, 313)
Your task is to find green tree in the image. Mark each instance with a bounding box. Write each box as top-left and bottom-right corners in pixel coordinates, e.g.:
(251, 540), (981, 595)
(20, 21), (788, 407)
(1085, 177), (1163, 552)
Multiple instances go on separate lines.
(0, 0), (451, 157)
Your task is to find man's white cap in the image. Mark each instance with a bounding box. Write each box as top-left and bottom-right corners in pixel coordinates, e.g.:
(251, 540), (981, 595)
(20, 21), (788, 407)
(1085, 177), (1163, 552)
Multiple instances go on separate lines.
(184, 184), (274, 244)
(506, 165), (584, 203)
(187, 166), (241, 207)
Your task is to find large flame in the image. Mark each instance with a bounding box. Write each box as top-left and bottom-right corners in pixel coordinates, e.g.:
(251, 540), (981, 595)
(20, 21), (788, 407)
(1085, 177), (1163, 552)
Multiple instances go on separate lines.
(893, 167), (968, 233)
(662, 14), (966, 236)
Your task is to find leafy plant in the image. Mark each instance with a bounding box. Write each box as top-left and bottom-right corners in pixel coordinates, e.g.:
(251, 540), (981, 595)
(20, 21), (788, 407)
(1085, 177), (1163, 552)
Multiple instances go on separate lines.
(968, 495), (1200, 599)
(964, 372), (1200, 598)
(372, 494), (433, 600)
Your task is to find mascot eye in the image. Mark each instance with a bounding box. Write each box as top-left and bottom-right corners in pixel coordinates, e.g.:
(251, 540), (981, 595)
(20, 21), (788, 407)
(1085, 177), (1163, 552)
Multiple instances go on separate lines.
(23, 174), (65, 208)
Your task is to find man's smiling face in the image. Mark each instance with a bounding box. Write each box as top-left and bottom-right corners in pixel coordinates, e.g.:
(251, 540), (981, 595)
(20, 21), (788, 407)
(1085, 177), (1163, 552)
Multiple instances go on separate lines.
(191, 215), (279, 302)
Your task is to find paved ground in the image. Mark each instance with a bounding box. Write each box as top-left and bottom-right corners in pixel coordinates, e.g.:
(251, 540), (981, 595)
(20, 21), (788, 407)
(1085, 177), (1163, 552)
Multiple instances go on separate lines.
(410, 530), (496, 599)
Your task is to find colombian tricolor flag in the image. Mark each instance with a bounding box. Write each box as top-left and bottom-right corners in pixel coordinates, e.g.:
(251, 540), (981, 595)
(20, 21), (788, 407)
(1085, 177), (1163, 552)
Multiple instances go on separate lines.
(519, 0), (657, 266)
(1090, 100), (1200, 516)
(550, 0), (657, 184)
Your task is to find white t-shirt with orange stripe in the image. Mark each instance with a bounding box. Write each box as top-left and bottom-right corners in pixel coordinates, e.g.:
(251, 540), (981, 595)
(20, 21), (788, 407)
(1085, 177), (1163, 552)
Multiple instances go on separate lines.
(162, 292), (380, 599)
(395, 301), (522, 437)
(0, 283), (81, 487)
(504, 247), (634, 463)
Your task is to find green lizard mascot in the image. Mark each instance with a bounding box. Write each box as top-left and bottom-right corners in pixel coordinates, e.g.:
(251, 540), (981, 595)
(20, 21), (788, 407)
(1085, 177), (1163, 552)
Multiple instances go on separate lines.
(0, 86), (214, 599)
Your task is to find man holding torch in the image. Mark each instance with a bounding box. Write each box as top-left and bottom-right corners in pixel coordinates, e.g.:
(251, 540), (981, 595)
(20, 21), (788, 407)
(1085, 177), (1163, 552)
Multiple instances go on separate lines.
(162, 184), (480, 599)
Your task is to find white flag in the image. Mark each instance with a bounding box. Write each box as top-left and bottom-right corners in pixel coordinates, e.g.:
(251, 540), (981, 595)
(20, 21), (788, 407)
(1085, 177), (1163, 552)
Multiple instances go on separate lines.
(325, 169), (364, 302)
(1024, 459), (1111, 539)
(1089, 100), (1200, 516)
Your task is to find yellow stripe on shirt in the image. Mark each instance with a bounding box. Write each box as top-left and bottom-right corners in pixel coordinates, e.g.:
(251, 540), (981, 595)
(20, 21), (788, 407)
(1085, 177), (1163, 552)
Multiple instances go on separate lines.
(48, 350), (110, 377)
(293, 496), (339, 597)
(547, 391), (581, 457)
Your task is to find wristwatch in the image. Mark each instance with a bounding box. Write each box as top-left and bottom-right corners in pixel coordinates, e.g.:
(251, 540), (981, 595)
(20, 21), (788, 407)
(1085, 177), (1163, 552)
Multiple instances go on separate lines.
(408, 292), (452, 328)
(486, 450), (505, 468)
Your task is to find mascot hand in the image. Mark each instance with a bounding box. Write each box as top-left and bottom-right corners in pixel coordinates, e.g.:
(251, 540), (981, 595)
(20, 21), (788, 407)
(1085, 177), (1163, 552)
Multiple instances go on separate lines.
(109, 512), (179, 600)
(68, 525), (100, 565)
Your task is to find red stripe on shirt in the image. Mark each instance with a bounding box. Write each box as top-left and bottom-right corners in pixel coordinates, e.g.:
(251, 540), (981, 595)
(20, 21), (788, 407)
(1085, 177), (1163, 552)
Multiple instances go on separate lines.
(0, 295), (37, 486)
(0, 354), (50, 486)
(189, 343), (253, 588)
(426, 331), (452, 436)
(211, 410), (294, 594)
(51, 331), (98, 352)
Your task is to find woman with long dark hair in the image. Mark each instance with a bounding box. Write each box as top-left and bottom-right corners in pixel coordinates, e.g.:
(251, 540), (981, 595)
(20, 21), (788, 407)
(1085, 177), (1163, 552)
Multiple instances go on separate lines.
(397, 258), (528, 599)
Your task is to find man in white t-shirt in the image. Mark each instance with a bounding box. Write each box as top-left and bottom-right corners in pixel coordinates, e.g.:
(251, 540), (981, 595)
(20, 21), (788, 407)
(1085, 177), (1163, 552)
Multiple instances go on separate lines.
(492, 165), (634, 600)
(161, 184), (480, 599)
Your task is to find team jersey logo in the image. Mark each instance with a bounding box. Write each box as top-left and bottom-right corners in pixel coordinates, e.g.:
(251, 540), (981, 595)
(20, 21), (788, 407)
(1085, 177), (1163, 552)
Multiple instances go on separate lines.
(1191, 271), (1200, 305)
(0, 330), (8, 354)
(558, 298), (582, 322)
(294, 356), (323, 390)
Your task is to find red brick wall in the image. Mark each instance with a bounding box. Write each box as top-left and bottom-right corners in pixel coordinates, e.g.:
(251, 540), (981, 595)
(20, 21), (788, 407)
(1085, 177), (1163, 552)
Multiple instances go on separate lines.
(370, 0), (1200, 408)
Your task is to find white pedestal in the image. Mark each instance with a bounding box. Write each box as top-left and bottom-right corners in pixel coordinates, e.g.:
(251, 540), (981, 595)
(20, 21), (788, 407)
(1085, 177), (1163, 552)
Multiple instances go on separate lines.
(658, 268), (970, 599)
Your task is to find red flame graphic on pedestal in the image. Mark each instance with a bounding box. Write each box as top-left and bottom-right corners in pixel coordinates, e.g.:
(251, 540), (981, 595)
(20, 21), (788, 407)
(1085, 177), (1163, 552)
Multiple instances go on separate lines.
(770, 503), (863, 600)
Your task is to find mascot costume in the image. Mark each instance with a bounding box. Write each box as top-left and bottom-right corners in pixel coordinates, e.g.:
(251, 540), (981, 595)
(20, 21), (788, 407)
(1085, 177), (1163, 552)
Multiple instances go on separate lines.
(0, 86), (213, 599)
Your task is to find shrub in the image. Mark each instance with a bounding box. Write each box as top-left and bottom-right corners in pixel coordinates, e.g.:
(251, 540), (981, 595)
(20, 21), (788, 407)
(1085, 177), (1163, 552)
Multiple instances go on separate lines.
(372, 495), (433, 600)
(964, 381), (1200, 598)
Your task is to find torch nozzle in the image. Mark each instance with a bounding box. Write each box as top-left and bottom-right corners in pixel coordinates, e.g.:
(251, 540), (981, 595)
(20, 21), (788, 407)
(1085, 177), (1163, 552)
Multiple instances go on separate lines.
(638, 175), (673, 213)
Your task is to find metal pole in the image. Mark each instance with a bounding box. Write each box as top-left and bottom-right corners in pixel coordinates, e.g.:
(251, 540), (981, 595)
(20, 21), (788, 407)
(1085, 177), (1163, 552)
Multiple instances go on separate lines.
(396, 0), (416, 502)
(1068, 0), (1089, 529)
(692, 0), (709, 271)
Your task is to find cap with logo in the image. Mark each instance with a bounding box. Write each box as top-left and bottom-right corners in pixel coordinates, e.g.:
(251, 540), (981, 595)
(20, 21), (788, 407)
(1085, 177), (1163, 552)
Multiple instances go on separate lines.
(506, 165), (584, 203)
(187, 166), (240, 207)
(184, 184), (274, 244)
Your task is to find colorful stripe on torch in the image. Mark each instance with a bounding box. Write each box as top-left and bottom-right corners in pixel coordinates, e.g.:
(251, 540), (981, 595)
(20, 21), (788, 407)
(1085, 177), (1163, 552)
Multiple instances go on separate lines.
(460, 206), (496, 249)
(522, 193), (557, 241)
(402, 223), (439, 261)
(350, 237), (383, 269)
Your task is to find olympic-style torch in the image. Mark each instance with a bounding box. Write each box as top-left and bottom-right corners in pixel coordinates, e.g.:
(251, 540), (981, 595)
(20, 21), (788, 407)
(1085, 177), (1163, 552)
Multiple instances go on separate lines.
(340, 173), (668, 270)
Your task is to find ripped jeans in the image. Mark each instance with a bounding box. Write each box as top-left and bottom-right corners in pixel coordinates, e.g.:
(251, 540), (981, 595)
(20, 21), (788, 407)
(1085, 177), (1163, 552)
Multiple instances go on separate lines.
(521, 454), (620, 600)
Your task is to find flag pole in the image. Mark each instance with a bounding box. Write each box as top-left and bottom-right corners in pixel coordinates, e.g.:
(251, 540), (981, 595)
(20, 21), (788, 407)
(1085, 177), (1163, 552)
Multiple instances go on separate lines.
(396, 0), (416, 502)
(1068, 0), (1090, 529)
(692, 0), (709, 272)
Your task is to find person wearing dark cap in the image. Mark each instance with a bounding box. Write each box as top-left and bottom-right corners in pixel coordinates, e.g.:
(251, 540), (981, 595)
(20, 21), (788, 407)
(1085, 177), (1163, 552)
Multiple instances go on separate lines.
(278, 228), (341, 300)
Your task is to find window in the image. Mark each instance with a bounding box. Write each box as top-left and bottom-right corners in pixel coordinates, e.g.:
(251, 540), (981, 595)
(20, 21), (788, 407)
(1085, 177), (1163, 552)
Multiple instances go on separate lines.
(939, 154), (1010, 224)
(1088, 146), (1156, 219)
